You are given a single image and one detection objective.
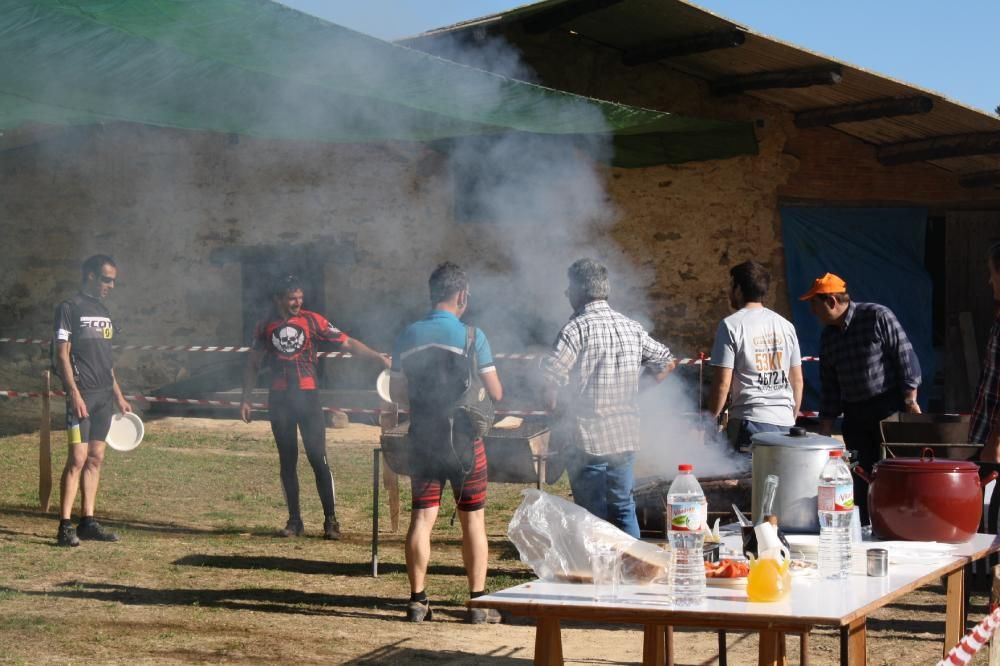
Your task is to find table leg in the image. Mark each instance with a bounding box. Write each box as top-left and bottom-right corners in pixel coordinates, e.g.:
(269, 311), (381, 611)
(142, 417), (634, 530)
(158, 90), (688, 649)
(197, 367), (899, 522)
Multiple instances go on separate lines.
(718, 630), (727, 666)
(666, 626), (674, 666)
(800, 631), (809, 666)
(758, 630), (786, 666)
(945, 567), (967, 658)
(642, 625), (666, 666)
(839, 618), (866, 666)
(534, 617), (563, 666)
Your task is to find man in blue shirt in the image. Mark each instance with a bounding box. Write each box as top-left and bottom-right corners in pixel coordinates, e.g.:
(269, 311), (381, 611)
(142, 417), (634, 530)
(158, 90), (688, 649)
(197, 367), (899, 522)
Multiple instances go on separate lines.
(391, 262), (503, 624)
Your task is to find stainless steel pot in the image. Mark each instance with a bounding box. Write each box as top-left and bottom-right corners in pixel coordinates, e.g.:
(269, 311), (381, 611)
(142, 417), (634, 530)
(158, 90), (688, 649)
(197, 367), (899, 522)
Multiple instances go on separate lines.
(751, 427), (845, 533)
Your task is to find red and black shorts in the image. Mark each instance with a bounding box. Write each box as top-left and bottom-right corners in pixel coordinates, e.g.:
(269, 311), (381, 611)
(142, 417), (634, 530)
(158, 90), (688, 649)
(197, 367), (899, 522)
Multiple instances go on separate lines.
(411, 438), (488, 511)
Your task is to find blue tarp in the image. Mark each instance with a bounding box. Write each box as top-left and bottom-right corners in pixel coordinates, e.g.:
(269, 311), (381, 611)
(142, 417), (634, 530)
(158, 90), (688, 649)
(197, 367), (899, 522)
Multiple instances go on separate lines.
(781, 207), (934, 412)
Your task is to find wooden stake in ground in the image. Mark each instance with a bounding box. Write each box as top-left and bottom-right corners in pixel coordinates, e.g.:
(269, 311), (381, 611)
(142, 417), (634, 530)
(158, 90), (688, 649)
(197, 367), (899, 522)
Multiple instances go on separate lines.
(39, 370), (52, 512)
(378, 401), (401, 532)
(990, 565), (1000, 666)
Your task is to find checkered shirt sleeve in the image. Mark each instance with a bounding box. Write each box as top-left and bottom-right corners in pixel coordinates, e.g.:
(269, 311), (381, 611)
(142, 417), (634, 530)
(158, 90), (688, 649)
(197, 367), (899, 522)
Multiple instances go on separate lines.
(970, 317), (1000, 444)
(542, 301), (673, 456)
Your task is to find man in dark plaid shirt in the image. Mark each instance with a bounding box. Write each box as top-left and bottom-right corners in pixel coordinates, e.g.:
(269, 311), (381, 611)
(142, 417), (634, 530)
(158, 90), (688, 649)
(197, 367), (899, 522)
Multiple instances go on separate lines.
(972, 242), (1000, 462)
(541, 258), (675, 537)
(802, 272), (921, 522)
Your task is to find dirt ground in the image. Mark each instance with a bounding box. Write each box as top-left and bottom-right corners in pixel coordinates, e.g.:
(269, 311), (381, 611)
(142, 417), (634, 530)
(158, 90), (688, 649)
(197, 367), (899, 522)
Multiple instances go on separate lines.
(0, 415), (993, 664)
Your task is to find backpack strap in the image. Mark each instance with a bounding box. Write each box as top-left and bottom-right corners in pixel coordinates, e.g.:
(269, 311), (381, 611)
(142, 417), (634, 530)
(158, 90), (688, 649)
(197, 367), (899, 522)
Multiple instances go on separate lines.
(464, 325), (479, 374)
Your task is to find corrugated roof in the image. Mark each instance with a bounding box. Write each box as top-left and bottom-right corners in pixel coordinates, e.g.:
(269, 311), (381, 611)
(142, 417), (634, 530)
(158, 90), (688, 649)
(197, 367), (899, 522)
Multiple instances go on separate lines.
(408, 0), (1000, 179)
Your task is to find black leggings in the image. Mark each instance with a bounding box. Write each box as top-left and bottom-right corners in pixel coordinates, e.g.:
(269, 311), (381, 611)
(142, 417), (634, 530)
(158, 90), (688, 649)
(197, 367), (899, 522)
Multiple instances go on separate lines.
(269, 389), (335, 520)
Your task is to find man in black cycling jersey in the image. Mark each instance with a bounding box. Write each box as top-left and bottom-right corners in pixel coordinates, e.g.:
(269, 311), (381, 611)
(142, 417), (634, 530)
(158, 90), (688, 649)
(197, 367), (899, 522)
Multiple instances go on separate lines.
(53, 254), (132, 547)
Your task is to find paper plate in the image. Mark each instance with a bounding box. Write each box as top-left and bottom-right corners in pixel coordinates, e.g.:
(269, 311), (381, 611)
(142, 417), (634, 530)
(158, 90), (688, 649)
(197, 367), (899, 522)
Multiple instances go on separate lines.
(106, 412), (144, 452)
(706, 576), (747, 588)
(375, 370), (392, 403)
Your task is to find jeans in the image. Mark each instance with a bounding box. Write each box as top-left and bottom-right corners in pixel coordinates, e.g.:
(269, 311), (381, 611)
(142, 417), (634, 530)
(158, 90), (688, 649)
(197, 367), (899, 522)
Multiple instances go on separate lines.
(730, 419), (791, 452)
(566, 450), (640, 538)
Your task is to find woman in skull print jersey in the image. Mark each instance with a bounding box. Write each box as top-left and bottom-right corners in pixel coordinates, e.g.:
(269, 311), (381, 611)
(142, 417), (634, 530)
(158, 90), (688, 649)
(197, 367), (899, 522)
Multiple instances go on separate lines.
(240, 276), (390, 540)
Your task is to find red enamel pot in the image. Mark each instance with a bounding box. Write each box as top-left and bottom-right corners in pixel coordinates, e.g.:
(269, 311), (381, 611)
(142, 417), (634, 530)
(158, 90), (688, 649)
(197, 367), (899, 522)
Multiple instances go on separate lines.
(854, 448), (996, 543)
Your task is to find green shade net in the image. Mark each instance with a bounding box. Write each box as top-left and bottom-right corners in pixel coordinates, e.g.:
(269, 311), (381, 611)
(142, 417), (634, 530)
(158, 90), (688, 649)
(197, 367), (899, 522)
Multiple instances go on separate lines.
(0, 0), (757, 166)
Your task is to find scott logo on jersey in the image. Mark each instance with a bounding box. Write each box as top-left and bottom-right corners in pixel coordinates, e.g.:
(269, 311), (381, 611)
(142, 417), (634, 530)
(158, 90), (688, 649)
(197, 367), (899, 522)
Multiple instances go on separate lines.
(80, 316), (113, 339)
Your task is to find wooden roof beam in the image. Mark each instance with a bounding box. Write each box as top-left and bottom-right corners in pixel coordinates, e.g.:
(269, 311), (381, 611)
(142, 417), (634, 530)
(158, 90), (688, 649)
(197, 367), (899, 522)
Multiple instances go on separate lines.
(877, 132), (1000, 166)
(710, 65), (842, 96)
(622, 29), (746, 67)
(523, 0), (626, 34)
(794, 96), (934, 129)
(958, 170), (1000, 188)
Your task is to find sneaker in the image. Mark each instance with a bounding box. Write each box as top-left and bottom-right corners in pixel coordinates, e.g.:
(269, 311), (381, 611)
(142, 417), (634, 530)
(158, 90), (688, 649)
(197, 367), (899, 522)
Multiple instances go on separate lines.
(406, 600), (433, 623)
(465, 608), (502, 625)
(277, 519), (304, 538)
(76, 520), (119, 542)
(323, 517), (341, 541)
(57, 523), (80, 547)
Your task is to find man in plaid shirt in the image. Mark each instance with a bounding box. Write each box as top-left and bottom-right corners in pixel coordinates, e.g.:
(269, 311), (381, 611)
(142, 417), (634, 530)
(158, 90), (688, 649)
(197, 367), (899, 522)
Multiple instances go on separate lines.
(972, 242), (1000, 462)
(802, 272), (921, 522)
(541, 259), (675, 537)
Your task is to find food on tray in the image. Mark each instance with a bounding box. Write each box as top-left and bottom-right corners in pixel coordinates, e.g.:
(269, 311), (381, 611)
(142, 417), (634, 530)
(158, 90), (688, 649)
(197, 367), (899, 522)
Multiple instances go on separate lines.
(703, 518), (722, 544)
(789, 559), (817, 572)
(704, 558), (750, 578)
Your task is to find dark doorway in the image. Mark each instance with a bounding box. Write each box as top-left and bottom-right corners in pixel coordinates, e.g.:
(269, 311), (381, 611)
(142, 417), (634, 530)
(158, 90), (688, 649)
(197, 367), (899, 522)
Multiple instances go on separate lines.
(944, 211), (1000, 411)
(240, 245), (326, 344)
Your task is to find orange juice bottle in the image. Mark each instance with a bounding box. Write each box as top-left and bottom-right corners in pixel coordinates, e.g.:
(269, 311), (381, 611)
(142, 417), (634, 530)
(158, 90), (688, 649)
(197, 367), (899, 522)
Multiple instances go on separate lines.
(746, 556), (791, 602)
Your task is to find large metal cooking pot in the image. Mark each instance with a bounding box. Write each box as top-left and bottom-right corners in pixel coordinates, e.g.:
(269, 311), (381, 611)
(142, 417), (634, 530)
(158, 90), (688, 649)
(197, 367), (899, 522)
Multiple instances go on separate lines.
(854, 448), (996, 543)
(751, 427), (845, 533)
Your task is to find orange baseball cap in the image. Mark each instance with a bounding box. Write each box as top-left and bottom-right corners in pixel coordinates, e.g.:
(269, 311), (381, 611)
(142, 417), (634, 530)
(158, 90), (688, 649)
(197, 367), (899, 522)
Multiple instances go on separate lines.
(799, 273), (847, 300)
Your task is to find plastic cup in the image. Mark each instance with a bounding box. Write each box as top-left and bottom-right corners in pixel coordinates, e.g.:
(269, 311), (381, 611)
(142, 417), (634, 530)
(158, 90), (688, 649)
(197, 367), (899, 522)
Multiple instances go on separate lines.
(591, 546), (621, 602)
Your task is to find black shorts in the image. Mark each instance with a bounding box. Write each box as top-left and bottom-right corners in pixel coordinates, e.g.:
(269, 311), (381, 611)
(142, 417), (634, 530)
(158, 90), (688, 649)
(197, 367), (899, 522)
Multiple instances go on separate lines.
(66, 388), (114, 445)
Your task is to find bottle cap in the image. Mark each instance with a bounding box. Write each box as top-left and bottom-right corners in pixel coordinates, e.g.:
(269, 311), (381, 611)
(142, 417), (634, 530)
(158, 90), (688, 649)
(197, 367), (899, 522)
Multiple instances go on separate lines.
(678, 464), (693, 471)
(828, 450), (844, 457)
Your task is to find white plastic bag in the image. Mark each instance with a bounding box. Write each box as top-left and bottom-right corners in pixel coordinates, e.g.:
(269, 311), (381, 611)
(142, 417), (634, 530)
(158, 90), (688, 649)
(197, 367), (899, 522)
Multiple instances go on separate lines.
(507, 489), (671, 584)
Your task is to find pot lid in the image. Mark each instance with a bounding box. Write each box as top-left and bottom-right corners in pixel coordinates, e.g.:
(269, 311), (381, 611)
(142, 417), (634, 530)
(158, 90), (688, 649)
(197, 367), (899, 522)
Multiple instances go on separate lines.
(875, 448), (980, 473)
(750, 426), (845, 450)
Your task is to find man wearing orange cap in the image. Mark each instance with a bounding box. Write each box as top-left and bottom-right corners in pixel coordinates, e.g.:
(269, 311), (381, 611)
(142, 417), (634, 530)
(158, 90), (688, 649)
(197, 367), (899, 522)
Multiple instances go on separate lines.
(801, 273), (921, 523)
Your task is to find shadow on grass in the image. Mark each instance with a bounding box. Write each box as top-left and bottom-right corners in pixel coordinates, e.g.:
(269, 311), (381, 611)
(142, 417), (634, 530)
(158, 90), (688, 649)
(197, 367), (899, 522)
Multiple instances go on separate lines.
(343, 639), (532, 664)
(172, 553), (535, 581)
(24, 581), (434, 621)
(0, 506), (249, 537)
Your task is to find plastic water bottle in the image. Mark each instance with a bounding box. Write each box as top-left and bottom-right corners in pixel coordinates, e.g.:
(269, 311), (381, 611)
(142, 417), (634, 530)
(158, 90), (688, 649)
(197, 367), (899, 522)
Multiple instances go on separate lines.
(817, 450), (854, 579)
(667, 463), (707, 606)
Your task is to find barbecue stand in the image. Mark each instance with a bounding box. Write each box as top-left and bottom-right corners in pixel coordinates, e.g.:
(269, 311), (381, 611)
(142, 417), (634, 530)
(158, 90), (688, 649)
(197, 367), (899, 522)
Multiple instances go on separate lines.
(371, 421), (554, 577)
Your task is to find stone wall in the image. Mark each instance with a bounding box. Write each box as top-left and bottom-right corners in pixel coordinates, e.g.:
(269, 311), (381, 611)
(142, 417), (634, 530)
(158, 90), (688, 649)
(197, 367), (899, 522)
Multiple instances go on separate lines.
(3, 29), (999, 397)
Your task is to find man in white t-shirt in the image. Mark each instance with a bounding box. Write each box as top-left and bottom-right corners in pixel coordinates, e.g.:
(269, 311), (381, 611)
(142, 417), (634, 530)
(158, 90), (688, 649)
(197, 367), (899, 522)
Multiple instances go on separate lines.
(706, 261), (804, 452)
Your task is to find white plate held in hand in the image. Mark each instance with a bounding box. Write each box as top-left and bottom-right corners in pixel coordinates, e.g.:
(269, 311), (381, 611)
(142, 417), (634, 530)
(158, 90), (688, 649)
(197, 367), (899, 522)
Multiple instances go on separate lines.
(376, 370), (392, 403)
(106, 412), (144, 451)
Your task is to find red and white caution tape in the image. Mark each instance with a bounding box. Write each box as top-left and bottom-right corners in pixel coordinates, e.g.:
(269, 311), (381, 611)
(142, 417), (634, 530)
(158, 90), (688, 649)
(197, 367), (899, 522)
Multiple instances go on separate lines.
(0, 337), (819, 365)
(938, 605), (1000, 665)
(0, 388), (548, 417)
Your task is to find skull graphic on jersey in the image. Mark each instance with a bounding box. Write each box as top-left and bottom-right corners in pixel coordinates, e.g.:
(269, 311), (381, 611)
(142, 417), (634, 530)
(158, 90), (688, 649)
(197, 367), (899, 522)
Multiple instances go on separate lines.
(272, 324), (305, 354)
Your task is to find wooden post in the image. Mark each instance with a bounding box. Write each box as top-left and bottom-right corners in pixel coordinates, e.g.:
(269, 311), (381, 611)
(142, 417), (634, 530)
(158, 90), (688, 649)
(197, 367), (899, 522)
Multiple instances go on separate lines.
(945, 568), (966, 659)
(379, 401), (401, 533)
(989, 567), (1000, 666)
(39, 370), (52, 512)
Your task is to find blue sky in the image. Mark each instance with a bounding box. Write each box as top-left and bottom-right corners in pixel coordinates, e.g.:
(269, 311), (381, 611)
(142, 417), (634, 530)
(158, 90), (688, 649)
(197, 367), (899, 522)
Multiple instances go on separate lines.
(280, 1), (998, 114)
